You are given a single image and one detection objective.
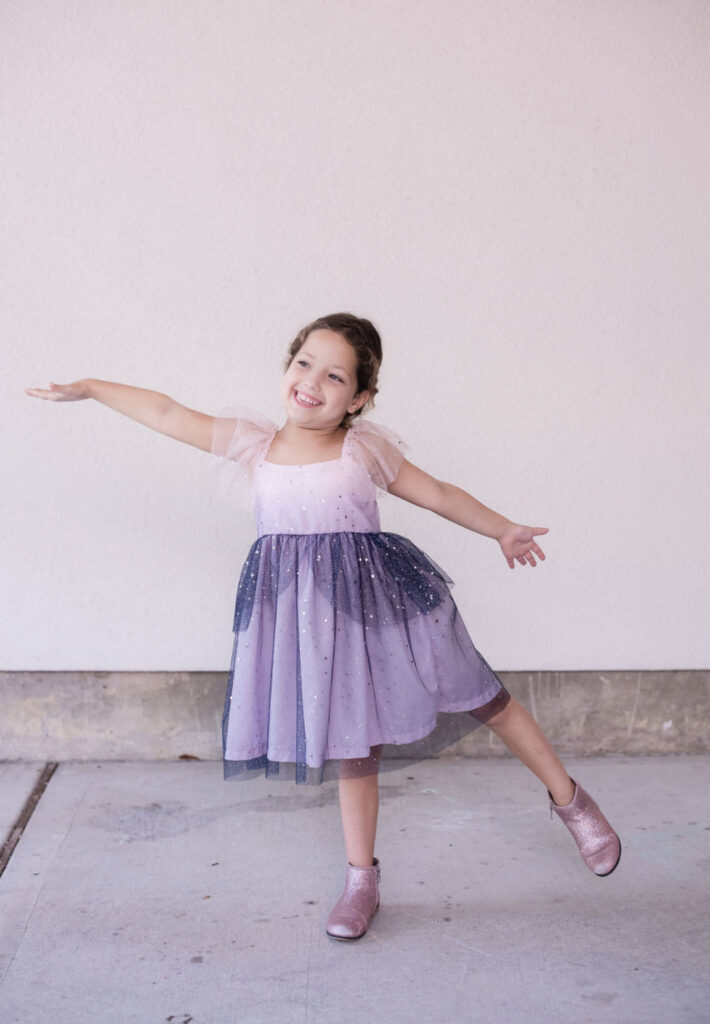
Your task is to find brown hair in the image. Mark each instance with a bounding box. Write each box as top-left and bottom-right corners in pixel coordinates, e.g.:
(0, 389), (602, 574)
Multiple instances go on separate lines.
(283, 312), (382, 429)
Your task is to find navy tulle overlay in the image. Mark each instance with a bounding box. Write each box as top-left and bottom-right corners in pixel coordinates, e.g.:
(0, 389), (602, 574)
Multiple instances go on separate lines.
(222, 531), (510, 784)
(211, 406), (510, 785)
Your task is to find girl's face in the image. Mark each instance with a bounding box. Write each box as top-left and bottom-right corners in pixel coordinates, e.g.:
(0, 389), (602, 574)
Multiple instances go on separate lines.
(281, 329), (369, 428)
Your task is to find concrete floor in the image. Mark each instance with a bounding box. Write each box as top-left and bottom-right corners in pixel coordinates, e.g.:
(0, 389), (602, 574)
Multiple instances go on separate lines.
(0, 755), (708, 1024)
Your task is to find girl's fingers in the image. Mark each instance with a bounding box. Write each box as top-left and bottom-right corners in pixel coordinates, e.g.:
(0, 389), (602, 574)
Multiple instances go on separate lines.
(513, 548), (540, 566)
(25, 383), (83, 401)
(503, 529), (549, 569)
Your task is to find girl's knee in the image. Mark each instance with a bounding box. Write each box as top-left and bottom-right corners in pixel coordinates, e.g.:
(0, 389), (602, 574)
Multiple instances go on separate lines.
(339, 744), (383, 781)
(470, 690), (516, 729)
(483, 706), (509, 730)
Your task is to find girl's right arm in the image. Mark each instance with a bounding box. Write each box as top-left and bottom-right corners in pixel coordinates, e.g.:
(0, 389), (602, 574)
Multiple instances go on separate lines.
(24, 378), (215, 453)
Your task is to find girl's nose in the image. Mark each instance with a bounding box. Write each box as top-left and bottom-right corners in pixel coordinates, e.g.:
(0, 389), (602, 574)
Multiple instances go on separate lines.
(302, 370), (323, 391)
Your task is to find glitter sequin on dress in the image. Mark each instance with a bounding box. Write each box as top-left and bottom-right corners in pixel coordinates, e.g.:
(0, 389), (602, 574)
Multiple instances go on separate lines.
(211, 406), (511, 784)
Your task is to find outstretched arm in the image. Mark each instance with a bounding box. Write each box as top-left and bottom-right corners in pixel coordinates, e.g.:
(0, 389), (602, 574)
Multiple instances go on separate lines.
(387, 458), (548, 569)
(25, 378), (215, 453)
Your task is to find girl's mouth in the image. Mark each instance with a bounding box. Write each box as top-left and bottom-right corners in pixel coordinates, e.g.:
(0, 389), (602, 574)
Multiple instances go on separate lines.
(293, 390), (322, 408)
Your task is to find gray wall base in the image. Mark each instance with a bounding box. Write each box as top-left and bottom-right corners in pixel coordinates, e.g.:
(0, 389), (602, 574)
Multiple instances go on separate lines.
(1, 671), (707, 761)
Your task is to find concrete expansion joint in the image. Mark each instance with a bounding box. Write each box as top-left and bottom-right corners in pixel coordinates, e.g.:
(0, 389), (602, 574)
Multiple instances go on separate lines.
(0, 762), (58, 878)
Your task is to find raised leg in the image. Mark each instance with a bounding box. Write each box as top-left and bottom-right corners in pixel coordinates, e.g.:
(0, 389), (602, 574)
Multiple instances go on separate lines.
(483, 696), (575, 805)
(484, 696), (621, 875)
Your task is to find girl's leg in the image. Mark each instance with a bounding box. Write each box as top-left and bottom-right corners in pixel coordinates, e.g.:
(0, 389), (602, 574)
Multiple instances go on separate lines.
(483, 697), (575, 805)
(337, 745), (383, 867)
(326, 746), (384, 939)
(483, 696), (622, 876)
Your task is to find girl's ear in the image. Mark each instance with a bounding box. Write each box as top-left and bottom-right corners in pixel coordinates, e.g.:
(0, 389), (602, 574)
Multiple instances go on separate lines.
(348, 390), (370, 414)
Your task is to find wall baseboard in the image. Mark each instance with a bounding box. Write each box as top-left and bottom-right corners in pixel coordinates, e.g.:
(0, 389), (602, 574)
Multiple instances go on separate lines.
(1, 670), (707, 761)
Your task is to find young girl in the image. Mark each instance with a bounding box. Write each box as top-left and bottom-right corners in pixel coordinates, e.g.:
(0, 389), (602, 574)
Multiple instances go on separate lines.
(25, 312), (621, 942)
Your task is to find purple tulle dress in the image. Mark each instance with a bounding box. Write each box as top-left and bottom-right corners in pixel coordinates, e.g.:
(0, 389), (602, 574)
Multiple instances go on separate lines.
(211, 407), (511, 784)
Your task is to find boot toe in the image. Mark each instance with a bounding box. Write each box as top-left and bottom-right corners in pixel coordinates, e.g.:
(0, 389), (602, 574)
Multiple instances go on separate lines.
(591, 835), (622, 876)
(325, 919), (365, 940)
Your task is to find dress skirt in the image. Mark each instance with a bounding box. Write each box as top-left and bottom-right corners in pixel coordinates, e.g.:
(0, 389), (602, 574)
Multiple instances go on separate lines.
(222, 530), (510, 784)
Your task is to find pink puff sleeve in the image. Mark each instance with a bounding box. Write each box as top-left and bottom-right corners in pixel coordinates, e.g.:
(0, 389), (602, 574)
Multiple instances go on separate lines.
(211, 405), (278, 512)
(343, 417), (410, 496)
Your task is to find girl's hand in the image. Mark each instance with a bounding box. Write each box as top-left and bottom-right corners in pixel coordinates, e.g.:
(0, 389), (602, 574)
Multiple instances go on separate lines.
(25, 380), (91, 401)
(498, 524), (549, 569)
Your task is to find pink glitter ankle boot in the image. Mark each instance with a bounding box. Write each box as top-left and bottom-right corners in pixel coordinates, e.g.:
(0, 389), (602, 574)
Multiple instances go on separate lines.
(325, 857), (380, 940)
(549, 778), (621, 877)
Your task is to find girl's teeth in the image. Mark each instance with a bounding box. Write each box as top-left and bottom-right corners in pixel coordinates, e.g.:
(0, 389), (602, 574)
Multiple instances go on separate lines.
(296, 391), (319, 406)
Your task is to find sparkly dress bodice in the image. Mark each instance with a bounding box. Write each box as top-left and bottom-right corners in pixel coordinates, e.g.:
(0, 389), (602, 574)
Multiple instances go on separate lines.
(211, 406), (410, 534)
(254, 457), (381, 536)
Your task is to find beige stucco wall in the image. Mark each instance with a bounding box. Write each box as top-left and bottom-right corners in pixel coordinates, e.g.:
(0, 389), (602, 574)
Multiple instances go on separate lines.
(3, 1), (708, 671)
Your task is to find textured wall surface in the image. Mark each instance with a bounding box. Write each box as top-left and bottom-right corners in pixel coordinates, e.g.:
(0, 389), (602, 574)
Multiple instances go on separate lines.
(2, 671), (707, 760)
(3, 1), (708, 671)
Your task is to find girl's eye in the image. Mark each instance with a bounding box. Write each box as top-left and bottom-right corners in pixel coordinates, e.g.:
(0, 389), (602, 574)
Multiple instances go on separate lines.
(295, 359), (342, 383)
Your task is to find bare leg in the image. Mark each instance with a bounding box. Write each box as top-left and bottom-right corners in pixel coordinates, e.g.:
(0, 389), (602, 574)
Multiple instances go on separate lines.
(484, 697), (575, 806)
(337, 745), (383, 867)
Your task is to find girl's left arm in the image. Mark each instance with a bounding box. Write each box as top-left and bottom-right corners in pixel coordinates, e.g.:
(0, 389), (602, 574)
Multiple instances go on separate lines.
(387, 459), (548, 569)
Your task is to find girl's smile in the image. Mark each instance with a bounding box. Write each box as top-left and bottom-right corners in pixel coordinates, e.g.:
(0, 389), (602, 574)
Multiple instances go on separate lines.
(292, 389), (322, 408)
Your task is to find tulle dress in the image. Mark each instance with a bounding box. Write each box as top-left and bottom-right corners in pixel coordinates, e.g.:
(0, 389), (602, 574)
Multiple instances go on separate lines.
(211, 407), (511, 785)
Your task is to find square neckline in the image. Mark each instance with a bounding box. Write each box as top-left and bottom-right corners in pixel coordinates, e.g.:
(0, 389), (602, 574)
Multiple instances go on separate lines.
(261, 427), (349, 468)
